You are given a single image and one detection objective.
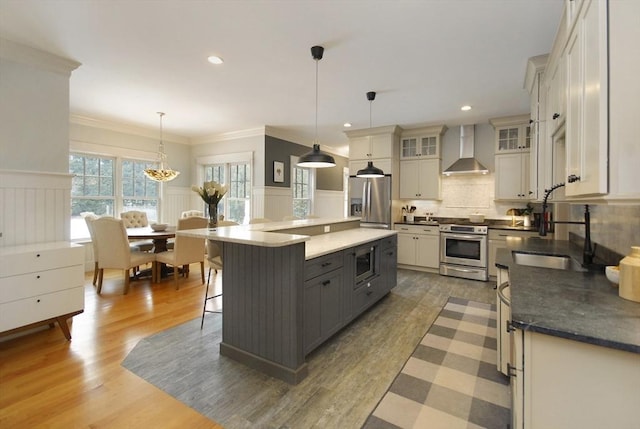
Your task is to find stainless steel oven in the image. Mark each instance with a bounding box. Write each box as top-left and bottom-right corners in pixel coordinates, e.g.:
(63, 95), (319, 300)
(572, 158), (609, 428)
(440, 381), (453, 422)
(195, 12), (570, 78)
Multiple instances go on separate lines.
(439, 224), (488, 281)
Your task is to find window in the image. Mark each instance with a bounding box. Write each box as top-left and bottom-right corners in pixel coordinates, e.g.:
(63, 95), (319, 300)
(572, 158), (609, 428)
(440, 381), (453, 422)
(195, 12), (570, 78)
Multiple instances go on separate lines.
(122, 159), (159, 220)
(292, 165), (312, 218)
(203, 162), (251, 224)
(70, 152), (159, 240)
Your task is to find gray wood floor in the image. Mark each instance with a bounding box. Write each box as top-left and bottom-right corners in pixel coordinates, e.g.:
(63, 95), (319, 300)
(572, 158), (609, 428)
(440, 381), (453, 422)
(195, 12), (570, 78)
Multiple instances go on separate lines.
(124, 269), (497, 428)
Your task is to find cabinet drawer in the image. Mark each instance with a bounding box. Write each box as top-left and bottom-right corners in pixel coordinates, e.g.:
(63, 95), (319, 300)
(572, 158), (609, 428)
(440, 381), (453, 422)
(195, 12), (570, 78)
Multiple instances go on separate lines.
(305, 253), (343, 281)
(0, 265), (84, 304)
(379, 235), (397, 250)
(489, 229), (547, 240)
(394, 225), (439, 235)
(0, 287), (84, 332)
(0, 245), (84, 278)
(352, 279), (380, 315)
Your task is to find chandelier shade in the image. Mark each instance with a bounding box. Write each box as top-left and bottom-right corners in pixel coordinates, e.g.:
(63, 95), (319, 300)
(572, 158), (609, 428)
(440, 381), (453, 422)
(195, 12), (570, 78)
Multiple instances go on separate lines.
(297, 45), (336, 169)
(144, 112), (180, 182)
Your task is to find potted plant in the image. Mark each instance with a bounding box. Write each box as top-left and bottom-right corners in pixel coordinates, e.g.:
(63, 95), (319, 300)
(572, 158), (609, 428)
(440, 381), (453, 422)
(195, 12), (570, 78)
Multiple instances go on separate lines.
(192, 181), (228, 229)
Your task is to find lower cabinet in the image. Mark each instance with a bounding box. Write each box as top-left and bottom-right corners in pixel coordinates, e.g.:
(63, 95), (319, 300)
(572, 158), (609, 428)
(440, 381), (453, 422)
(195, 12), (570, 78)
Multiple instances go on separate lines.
(395, 224), (439, 270)
(303, 236), (397, 355)
(488, 229), (551, 277)
(303, 268), (343, 354)
(511, 328), (640, 429)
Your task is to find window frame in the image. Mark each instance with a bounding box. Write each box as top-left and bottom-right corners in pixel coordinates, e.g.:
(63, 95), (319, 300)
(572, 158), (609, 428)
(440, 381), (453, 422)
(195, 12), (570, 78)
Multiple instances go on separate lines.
(69, 141), (160, 240)
(197, 152), (253, 224)
(290, 155), (315, 218)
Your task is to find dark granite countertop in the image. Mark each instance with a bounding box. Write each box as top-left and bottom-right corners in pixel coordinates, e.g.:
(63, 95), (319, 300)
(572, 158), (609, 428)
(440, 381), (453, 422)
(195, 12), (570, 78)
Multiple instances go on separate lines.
(496, 238), (640, 354)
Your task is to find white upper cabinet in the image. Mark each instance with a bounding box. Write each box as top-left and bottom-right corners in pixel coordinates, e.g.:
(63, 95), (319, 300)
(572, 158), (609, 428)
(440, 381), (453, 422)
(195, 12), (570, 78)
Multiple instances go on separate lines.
(540, 0), (640, 201)
(490, 115), (531, 154)
(564, 0), (607, 197)
(399, 125), (446, 159)
(345, 125), (400, 162)
(398, 125), (446, 200)
(491, 115), (536, 201)
(524, 55), (548, 201)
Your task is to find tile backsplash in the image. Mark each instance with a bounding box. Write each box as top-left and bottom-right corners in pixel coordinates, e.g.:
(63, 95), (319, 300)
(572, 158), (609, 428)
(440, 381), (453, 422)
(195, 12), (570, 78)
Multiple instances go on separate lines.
(569, 204), (640, 262)
(400, 173), (537, 221)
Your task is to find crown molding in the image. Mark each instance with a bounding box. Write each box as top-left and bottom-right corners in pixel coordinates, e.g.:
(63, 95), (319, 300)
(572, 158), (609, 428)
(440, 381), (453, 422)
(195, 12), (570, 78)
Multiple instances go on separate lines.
(0, 37), (81, 76)
(70, 114), (189, 144)
(343, 124), (402, 139)
(191, 127), (266, 145)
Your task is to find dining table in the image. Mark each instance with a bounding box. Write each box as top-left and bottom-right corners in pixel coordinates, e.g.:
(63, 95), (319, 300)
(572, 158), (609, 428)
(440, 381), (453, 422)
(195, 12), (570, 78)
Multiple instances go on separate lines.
(126, 226), (176, 279)
(126, 226), (176, 253)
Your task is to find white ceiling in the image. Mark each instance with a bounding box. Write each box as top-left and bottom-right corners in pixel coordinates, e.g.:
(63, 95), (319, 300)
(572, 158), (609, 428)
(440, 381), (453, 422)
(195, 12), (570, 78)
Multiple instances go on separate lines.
(0, 0), (562, 155)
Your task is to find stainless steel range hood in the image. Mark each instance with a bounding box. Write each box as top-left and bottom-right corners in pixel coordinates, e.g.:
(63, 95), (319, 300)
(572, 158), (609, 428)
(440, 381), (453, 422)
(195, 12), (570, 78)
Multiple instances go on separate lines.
(443, 125), (489, 175)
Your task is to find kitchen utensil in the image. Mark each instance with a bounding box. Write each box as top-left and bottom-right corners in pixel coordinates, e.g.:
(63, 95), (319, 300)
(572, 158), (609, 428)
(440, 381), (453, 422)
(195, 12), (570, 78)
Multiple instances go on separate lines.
(410, 206), (416, 213)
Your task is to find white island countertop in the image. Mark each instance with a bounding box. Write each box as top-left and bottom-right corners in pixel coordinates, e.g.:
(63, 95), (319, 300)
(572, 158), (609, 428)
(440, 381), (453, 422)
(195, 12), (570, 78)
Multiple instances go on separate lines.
(176, 217), (396, 260)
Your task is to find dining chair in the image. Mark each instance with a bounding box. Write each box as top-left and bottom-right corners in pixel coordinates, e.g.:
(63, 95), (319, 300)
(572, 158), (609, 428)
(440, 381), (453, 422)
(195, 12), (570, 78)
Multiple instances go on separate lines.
(83, 213), (100, 286)
(155, 216), (208, 290)
(181, 210), (204, 218)
(120, 210), (154, 252)
(91, 217), (157, 295)
(249, 217), (272, 224)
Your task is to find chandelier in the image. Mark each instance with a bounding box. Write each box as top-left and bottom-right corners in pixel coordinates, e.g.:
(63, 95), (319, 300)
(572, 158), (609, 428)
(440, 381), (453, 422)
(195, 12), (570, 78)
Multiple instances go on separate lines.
(144, 112), (180, 182)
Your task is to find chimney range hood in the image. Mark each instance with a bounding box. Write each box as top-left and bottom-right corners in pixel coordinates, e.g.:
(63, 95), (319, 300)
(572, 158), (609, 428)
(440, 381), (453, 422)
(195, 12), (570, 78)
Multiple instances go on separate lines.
(443, 125), (489, 175)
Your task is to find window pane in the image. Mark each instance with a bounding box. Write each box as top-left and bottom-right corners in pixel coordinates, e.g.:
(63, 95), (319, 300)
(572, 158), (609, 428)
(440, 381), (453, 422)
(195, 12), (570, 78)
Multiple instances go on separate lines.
(123, 199), (158, 222)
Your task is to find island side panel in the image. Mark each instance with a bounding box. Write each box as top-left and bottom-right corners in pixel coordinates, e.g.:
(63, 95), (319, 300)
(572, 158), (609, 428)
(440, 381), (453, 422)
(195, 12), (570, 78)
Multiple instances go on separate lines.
(220, 241), (306, 382)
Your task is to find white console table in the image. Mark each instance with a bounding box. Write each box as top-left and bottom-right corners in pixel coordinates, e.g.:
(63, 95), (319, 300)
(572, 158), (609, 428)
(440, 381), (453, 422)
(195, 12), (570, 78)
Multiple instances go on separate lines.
(0, 242), (85, 340)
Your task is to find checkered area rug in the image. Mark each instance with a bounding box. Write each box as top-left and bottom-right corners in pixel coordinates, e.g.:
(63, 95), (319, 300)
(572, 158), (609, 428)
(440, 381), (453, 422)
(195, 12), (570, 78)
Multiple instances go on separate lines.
(363, 297), (509, 429)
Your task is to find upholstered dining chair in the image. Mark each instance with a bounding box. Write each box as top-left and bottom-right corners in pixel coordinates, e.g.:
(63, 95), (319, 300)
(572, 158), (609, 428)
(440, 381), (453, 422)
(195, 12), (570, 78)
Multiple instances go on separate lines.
(91, 217), (156, 295)
(181, 210), (204, 218)
(155, 216), (208, 290)
(120, 210), (154, 252)
(83, 213), (100, 286)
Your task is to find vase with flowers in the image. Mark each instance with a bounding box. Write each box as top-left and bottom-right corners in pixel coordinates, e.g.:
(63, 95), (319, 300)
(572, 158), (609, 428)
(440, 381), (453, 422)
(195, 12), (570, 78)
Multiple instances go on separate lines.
(191, 181), (228, 229)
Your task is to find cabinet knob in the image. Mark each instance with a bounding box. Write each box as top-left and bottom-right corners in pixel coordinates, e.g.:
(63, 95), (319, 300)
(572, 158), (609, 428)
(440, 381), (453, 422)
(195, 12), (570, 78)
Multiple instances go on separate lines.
(36, 275), (40, 279)
(322, 280), (331, 286)
(567, 174), (581, 183)
(552, 113), (560, 120)
(36, 254), (41, 258)
(321, 262), (332, 267)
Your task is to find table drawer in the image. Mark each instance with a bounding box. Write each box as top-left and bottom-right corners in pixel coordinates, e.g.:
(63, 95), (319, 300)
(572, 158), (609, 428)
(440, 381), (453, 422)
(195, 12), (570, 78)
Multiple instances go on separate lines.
(305, 252), (343, 281)
(0, 287), (84, 332)
(0, 265), (84, 304)
(0, 245), (84, 278)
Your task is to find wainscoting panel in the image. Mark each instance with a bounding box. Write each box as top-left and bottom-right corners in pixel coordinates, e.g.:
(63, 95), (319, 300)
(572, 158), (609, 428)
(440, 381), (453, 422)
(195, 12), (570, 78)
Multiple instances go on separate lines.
(261, 186), (293, 221)
(163, 186), (193, 226)
(314, 190), (345, 218)
(0, 170), (72, 247)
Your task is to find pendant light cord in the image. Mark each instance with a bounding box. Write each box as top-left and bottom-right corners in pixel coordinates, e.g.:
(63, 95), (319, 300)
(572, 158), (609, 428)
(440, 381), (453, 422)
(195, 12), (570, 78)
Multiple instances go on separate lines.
(314, 56), (319, 145)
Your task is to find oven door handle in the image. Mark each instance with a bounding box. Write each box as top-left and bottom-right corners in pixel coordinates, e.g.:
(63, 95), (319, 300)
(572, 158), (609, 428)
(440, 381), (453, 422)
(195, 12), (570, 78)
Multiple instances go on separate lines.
(443, 234), (485, 241)
(445, 266), (480, 273)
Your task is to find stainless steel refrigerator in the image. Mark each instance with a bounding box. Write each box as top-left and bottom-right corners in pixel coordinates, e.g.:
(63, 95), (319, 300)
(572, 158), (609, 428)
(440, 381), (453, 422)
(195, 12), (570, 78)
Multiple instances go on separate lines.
(348, 174), (392, 229)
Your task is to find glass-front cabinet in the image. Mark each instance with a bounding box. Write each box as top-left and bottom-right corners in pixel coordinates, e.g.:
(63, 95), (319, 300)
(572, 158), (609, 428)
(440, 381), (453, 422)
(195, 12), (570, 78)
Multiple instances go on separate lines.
(399, 125), (446, 160)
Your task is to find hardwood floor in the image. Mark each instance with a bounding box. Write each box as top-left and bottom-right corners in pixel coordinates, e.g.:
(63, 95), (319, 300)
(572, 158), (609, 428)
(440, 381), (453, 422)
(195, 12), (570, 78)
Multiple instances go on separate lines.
(0, 264), (497, 428)
(0, 264), (223, 428)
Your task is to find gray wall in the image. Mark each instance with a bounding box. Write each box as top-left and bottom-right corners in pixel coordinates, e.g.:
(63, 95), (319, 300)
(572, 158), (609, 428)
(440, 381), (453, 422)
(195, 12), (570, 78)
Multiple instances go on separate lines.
(265, 135), (347, 191)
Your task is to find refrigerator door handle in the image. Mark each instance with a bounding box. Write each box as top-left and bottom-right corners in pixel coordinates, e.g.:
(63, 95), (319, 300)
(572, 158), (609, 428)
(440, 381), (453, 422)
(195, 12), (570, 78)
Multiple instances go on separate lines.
(366, 180), (372, 219)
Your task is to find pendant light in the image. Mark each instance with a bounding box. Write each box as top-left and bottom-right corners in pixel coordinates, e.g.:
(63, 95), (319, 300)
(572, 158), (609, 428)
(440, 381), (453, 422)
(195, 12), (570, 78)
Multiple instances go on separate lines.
(297, 45), (336, 168)
(144, 112), (180, 182)
(356, 91), (385, 178)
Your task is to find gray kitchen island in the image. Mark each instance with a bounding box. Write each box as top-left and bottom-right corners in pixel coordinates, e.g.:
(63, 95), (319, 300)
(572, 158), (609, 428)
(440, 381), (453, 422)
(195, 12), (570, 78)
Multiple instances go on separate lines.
(178, 218), (397, 384)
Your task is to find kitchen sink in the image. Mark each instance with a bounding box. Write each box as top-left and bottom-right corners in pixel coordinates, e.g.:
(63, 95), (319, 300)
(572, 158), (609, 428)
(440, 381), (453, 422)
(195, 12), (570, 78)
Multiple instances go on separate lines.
(512, 251), (587, 272)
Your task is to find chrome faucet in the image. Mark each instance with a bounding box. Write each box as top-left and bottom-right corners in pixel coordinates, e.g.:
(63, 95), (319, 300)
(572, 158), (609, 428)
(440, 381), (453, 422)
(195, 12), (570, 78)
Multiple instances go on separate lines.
(539, 182), (594, 266)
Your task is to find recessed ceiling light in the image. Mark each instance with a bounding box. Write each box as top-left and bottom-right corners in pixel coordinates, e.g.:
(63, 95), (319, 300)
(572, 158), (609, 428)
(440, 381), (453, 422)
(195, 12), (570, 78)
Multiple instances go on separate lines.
(207, 55), (224, 65)
(461, 105), (472, 111)
(344, 122), (352, 128)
